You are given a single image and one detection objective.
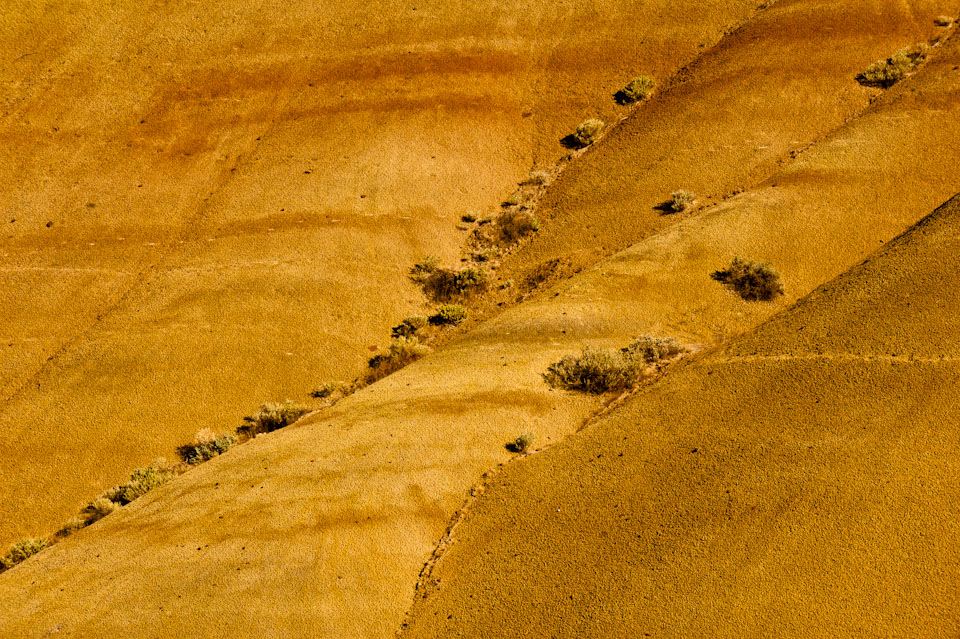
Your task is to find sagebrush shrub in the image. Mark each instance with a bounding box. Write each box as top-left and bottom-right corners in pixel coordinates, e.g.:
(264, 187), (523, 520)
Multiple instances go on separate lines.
(669, 190), (695, 212)
(241, 401), (310, 437)
(430, 304), (468, 326)
(857, 44), (928, 88)
(86, 497), (119, 523)
(712, 257), (785, 301)
(0, 538), (48, 571)
(496, 210), (541, 244)
(368, 337), (429, 381)
(544, 336), (687, 393)
(508, 432), (535, 453)
(408, 255), (440, 282)
(503, 191), (525, 207)
(573, 119), (604, 147)
(178, 431), (238, 464)
(114, 465), (170, 504)
(618, 76), (655, 103)
(420, 266), (490, 301)
(524, 170), (550, 185)
(391, 316), (428, 338)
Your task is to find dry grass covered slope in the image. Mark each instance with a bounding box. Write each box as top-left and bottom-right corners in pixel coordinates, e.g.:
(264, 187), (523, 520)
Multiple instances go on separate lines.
(0, 0), (763, 544)
(400, 194), (960, 638)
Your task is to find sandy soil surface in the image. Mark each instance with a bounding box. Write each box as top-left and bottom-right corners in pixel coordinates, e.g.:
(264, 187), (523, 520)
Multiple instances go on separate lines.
(494, 0), (956, 285)
(3, 16), (960, 636)
(0, 0), (762, 544)
(399, 194), (960, 638)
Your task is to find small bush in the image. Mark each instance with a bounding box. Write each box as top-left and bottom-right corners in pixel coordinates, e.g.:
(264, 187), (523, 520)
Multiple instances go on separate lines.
(85, 497), (119, 523)
(461, 211), (479, 223)
(573, 119), (604, 147)
(544, 336), (687, 393)
(617, 75), (655, 103)
(391, 316), (428, 339)
(496, 210), (541, 244)
(178, 431), (238, 465)
(507, 432), (535, 453)
(503, 191), (525, 207)
(524, 170), (550, 185)
(420, 266), (490, 301)
(0, 538), (49, 571)
(310, 381), (344, 399)
(857, 44), (928, 88)
(368, 337), (429, 381)
(712, 257), (785, 301)
(57, 516), (87, 537)
(241, 401), (310, 437)
(669, 190), (695, 212)
(409, 255), (440, 282)
(114, 465), (171, 504)
(430, 304), (468, 326)
(934, 15), (954, 26)
(471, 247), (500, 262)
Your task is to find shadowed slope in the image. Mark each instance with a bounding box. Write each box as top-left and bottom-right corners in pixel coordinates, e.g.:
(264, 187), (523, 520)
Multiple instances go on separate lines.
(399, 196), (960, 637)
(0, 0), (763, 543)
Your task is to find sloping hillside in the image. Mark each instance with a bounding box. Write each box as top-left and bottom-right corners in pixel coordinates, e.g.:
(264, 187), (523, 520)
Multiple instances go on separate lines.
(3, 29), (960, 638)
(399, 194), (960, 638)
(0, 0), (764, 543)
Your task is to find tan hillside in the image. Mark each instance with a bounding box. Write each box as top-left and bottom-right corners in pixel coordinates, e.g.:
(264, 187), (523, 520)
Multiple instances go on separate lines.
(3, 16), (960, 635)
(0, 0), (764, 543)
(400, 193), (960, 638)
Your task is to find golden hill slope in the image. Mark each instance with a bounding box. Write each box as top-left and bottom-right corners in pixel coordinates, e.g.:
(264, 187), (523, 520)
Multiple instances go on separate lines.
(3, 22), (960, 636)
(399, 193), (960, 638)
(495, 0), (958, 285)
(0, 0), (764, 543)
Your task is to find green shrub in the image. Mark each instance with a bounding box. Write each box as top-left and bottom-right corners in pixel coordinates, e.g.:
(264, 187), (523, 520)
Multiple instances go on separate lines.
(178, 431), (238, 465)
(409, 255), (440, 282)
(857, 44), (927, 88)
(420, 266), (490, 301)
(391, 316), (428, 338)
(544, 336), (687, 393)
(669, 190), (695, 212)
(712, 257), (785, 301)
(573, 119), (604, 147)
(618, 76), (655, 103)
(368, 337), (429, 381)
(241, 401), (310, 437)
(0, 538), (48, 571)
(430, 304), (468, 326)
(496, 210), (541, 244)
(507, 432), (535, 453)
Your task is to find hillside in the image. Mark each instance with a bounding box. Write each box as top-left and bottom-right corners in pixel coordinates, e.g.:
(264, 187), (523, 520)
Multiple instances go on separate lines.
(399, 193), (960, 638)
(2, 1), (960, 637)
(0, 0), (763, 544)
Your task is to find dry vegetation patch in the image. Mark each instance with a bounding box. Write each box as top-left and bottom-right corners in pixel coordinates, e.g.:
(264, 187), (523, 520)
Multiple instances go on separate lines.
(857, 43), (928, 88)
(0, 538), (48, 572)
(712, 257), (785, 301)
(544, 336), (687, 393)
(240, 401), (311, 438)
(615, 75), (655, 104)
(367, 337), (430, 382)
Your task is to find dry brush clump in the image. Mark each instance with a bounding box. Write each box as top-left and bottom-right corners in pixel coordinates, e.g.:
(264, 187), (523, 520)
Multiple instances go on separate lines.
(391, 315), (428, 338)
(0, 538), (49, 572)
(240, 401), (311, 437)
(857, 43), (928, 88)
(544, 336), (687, 393)
(430, 304), (468, 326)
(712, 257), (785, 301)
(310, 380), (344, 399)
(572, 118), (604, 147)
(668, 190), (696, 212)
(410, 261), (490, 302)
(496, 209), (541, 244)
(178, 429), (238, 465)
(367, 337), (430, 382)
(616, 75), (655, 104)
(506, 432), (535, 453)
